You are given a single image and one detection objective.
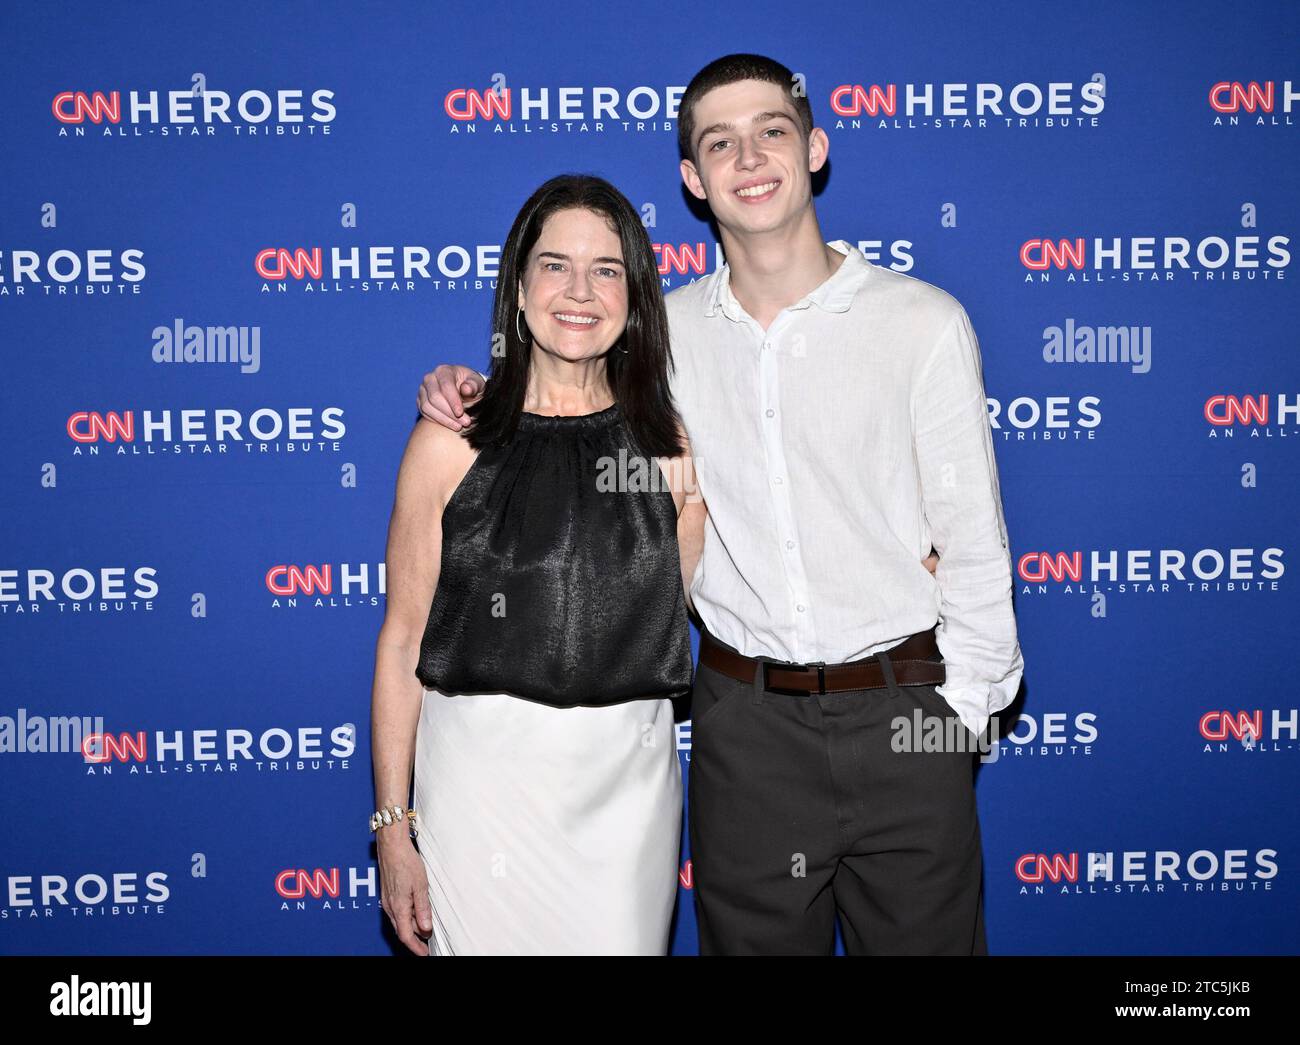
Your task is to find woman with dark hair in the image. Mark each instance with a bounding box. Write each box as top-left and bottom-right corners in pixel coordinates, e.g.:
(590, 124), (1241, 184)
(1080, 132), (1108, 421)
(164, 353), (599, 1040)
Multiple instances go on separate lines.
(369, 174), (702, 956)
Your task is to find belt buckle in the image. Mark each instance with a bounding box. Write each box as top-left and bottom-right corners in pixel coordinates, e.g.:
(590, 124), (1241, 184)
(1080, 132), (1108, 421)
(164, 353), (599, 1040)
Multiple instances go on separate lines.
(763, 659), (826, 696)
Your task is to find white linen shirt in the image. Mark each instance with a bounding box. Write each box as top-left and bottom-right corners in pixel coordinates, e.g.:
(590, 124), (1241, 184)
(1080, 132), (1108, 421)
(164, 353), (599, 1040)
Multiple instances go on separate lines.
(664, 239), (1023, 741)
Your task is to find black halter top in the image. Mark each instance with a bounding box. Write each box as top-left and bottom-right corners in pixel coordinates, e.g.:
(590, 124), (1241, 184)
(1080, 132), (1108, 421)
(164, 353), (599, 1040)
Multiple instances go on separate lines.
(415, 402), (694, 707)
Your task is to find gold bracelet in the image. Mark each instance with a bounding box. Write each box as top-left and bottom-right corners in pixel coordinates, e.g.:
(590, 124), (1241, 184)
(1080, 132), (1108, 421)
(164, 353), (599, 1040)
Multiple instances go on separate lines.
(369, 805), (418, 837)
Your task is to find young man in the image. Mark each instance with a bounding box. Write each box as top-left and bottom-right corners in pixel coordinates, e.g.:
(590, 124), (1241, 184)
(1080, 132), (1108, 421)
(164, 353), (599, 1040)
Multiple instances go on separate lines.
(417, 54), (1023, 955)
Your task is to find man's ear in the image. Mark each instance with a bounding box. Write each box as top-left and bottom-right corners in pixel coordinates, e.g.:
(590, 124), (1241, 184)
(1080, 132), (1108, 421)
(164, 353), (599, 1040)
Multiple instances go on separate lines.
(680, 157), (706, 201)
(808, 126), (830, 174)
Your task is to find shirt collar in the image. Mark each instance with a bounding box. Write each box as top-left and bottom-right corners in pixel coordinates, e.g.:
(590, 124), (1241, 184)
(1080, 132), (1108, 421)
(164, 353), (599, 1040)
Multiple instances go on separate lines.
(704, 239), (868, 320)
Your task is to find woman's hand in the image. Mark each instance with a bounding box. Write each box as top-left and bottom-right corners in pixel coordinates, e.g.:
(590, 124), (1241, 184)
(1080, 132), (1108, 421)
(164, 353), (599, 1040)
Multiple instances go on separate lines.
(377, 832), (434, 955)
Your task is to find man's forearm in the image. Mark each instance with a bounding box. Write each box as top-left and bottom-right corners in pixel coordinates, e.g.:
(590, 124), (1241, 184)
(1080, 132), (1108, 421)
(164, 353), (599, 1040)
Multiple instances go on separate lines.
(913, 304), (1024, 737)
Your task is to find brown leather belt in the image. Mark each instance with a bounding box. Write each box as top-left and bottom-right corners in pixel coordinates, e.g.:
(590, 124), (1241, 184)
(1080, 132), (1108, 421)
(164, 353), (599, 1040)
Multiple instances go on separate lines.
(699, 626), (944, 696)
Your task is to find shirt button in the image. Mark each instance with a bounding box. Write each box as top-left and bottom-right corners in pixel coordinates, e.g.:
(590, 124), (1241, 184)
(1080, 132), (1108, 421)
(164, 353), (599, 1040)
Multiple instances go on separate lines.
(773, 476), (784, 485)
(765, 408), (775, 418)
(763, 340), (772, 350)
(786, 540), (795, 549)
(796, 604), (806, 613)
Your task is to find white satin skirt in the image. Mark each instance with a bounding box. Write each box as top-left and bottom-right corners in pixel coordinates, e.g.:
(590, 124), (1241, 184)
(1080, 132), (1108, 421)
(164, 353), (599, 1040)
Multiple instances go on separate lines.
(411, 686), (682, 955)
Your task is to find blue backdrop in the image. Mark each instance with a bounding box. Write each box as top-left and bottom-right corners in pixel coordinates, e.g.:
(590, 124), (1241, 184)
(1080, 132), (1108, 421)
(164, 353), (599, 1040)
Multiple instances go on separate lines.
(2, 0), (1297, 956)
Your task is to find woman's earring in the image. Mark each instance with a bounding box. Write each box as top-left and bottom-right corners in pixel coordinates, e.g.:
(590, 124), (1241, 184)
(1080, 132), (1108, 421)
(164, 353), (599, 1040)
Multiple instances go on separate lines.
(516, 307), (530, 345)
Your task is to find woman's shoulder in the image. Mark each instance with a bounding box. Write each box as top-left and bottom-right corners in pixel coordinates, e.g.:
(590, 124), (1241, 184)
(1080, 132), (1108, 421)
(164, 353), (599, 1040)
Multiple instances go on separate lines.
(399, 416), (478, 506)
(405, 414), (477, 460)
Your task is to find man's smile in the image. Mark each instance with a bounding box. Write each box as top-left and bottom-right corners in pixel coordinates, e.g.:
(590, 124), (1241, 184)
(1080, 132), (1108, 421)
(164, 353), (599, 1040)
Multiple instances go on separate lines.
(733, 177), (781, 202)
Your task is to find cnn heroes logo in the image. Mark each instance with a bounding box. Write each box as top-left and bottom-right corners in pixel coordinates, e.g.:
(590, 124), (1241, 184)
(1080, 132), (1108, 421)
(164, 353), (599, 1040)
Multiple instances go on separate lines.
(0, 248), (144, 296)
(82, 723), (357, 774)
(1014, 848), (1277, 896)
(1204, 392), (1300, 440)
(1208, 79), (1299, 126)
(0, 707), (357, 774)
(444, 78), (681, 135)
(52, 84), (335, 135)
(1020, 233), (1289, 282)
(5, 869), (170, 919)
(1, 566), (157, 615)
(275, 865), (377, 911)
(987, 395), (1100, 441)
(992, 711), (1098, 760)
(1017, 546), (1284, 595)
(830, 75), (1106, 130)
(266, 562), (386, 609)
(1199, 708), (1299, 752)
(67, 406), (346, 456)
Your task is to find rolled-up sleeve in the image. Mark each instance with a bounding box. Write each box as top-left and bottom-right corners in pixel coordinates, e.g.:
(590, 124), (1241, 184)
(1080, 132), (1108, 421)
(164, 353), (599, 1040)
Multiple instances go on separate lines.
(912, 304), (1024, 741)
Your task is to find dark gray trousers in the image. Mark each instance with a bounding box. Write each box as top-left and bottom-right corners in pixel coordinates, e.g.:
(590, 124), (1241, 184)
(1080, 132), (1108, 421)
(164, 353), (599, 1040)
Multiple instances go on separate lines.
(687, 632), (988, 956)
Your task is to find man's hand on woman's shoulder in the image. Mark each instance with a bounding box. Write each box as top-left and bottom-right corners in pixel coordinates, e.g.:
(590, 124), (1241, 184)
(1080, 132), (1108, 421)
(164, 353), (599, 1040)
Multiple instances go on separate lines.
(417, 365), (486, 431)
